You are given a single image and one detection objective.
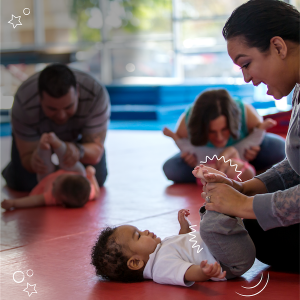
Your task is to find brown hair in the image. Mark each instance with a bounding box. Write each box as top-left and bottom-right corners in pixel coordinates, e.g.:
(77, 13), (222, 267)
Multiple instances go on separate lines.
(59, 175), (91, 208)
(188, 89), (241, 146)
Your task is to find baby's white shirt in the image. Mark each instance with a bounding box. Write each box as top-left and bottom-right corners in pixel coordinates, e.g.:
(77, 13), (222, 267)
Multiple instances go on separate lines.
(143, 232), (226, 287)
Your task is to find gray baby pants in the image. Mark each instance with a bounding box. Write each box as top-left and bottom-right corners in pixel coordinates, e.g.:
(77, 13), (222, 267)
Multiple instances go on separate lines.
(37, 143), (86, 182)
(199, 207), (256, 279)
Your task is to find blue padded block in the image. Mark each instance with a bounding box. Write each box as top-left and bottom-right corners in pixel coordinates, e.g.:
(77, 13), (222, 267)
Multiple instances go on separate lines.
(106, 86), (160, 105)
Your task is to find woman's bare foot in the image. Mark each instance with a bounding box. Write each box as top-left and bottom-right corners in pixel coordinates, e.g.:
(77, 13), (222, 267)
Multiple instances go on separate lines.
(257, 118), (277, 131)
(48, 132), (63, 149)
(1, 199), (14, 210)
(163, 127), (179, 141)
(39, 133), (51, 150)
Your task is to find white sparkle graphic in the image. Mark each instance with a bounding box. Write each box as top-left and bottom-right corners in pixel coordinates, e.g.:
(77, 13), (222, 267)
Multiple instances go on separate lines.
(8, 15), (22, 28)
(236, 272), (269, 297)
(188, 225), (203, 253)
(200, 155), (243, 181)
(23, 282), (37, 297)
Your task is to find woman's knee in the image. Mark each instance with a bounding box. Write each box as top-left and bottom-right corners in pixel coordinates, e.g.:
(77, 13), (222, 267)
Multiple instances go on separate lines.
(163, 158), (195, 183)
(252, 133), (286, 169)
(163, 159), (177, 181)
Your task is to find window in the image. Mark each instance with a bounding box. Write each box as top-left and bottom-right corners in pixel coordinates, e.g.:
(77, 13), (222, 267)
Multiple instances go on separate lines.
(1, 0), (298, 85)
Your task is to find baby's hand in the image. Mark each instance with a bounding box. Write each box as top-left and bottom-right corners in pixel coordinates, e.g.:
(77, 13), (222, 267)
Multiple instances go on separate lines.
(1, 199), (13, 210)
(178, 209), (192, 234)
(200, 260), (226, 279)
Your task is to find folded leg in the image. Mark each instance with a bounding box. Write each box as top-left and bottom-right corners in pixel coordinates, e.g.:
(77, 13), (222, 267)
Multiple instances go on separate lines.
(199, 207), (256, 279)
(53, 142), (86, 176)
(37, 136), (56, 182)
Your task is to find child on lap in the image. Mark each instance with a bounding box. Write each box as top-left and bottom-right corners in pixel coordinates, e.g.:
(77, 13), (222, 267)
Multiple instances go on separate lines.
(163, 118), (276, 182)
(1, 133), (100, 210)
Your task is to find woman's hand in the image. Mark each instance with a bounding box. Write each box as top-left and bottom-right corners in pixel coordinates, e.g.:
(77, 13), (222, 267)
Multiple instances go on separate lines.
(203, 183), (256, 219)
(244, 145), (260, 161)
(181, 152), (198, 168)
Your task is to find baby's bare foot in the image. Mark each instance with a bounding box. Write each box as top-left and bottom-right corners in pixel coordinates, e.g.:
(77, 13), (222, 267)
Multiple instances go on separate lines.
(39, 133), (51, 150)
(192, 165), (206, 179)
(86, 165), (96, 177)
(258, 118), (277, 130)
(48, 132), (63, 149)
(163, 127), (179, 141)
(1, 199), (13, 210)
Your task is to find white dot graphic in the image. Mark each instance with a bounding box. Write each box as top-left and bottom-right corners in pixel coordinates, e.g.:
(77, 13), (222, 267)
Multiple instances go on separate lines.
(13, 271), (25, 283)
(23, 8), (30, 15)
(26, 269), (34, 277)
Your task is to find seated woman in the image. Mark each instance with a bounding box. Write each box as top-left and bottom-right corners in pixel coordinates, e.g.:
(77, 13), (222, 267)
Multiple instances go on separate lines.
(163, 89), (285, 183)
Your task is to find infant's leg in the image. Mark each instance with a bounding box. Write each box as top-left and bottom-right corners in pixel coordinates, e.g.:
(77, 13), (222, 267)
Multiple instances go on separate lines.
(37, 135), (56, 182)
(199, 208), (256, 279)
(53, 140), (86, 176)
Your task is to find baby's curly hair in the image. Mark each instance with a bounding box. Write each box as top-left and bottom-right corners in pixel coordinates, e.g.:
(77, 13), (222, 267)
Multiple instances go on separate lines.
(91, 226), (144, 283)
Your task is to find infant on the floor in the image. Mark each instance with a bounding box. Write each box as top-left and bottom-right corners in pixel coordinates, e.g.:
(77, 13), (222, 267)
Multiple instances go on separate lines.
(91, 165), (255, 286)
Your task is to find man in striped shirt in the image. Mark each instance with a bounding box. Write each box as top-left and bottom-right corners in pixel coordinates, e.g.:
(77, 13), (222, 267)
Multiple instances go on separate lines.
(2, 64), (111, 191)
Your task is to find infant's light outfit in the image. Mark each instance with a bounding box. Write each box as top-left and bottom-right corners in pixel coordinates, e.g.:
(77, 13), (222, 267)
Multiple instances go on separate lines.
(143, 232), (226, 287)
(143, 210), (256, 286)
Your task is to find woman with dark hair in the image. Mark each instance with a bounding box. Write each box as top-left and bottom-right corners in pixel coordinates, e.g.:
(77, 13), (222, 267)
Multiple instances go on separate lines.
(163, 88), (285, 183)
(201, 0), (300, 272)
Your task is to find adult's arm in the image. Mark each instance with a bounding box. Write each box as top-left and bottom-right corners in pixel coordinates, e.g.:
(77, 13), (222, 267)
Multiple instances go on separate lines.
(64, 76), (110, 166)
(14, 137), (46, 173)
(252, 158), (300, 230)
(203, 157), (300, 196)
(175, 113), (189, 138)
(203, 158), (300, 230)
(175, 128), (265, 164)
(79, 130), (106, 165)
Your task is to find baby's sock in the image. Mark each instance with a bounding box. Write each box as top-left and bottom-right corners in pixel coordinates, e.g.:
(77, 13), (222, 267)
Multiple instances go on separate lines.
(54, 143), (86, 176)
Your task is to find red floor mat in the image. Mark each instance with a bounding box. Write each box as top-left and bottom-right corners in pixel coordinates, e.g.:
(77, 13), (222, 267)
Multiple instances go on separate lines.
(1, 132), (299, 300)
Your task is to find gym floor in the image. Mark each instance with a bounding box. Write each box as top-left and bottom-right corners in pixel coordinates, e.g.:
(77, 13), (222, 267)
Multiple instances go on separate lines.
(1, 131), (299, 300)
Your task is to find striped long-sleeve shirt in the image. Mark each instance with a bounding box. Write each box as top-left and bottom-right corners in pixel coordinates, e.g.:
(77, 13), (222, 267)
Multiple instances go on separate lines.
(11, 68), (111, 142)
(254, 84), (300, 230)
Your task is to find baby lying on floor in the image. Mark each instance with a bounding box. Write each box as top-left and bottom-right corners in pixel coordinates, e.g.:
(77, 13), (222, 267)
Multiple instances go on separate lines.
(91, 166), (255, 286)
(1, 133), (100, 210)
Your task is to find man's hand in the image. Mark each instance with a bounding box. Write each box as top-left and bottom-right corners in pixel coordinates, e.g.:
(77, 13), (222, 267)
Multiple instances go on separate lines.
(30, 148), (48, 174)
(63, 142), (80, 167)
(181, 152), (198, 168)
(178, 209), (192, 234)
(200, 260), (226, 279)
(244, 146), (260, 161)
